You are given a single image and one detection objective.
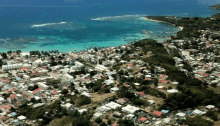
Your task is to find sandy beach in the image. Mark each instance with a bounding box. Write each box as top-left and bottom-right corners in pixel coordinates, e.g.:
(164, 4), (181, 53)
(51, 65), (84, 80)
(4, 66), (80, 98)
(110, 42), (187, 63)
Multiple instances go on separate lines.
(144, 17), (176, 27)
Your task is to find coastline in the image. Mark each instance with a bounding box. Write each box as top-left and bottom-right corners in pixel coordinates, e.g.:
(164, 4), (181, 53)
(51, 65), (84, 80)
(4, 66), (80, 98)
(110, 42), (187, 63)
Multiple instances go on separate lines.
(144, 17), (183, 31)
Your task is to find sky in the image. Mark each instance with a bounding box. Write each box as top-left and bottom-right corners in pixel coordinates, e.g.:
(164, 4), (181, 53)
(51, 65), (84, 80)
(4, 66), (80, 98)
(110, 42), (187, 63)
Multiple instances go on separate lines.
(0, 0), (219, 6)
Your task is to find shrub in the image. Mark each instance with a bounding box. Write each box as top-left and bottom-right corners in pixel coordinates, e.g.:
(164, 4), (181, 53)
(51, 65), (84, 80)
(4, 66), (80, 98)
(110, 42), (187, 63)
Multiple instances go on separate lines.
(95, 118), (102, 124)
(76, 96), (91, 106)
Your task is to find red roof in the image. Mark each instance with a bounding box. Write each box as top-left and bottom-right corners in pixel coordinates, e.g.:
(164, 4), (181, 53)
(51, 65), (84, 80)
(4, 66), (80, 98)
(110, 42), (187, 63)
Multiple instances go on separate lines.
(10, 94), (16, 100)
(153, 111), (162, 116)
(138, 92), (145, 96)
(52, 90), (57, 95)
(123, 84), (130, 88)
(140, 117), (147, 122)
(33, 88), (43, 94)
(160, 74), (166, 78)
(0, 115), (5, 120)
(159, 79), (168, 84)
(145, 109), (150, 113)
(3, 105), (11, 110)
(145, 78), (152, 81)
(112, 123), (118, 126)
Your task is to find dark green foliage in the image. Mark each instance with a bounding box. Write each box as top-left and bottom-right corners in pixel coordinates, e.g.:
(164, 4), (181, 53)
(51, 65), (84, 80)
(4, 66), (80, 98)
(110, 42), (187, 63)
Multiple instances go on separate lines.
(76, 95), (91, 106)
(183, 116), (214, 126)
(132, 99), (145, 106)
(95, 118), (102, 124)
(1, 53), (7, 59)
(205, 111), (218, 121)
(99, 122), (107, 126)
(117, 88), (137, 100)
(211, 83), (217, 87)
(50, 60), (57, 66)
(72, 116), (92, 126)
(117, 119), (134, 126)
(161, 87), (220, 110)
(61, 89), (69, 94)
(107, 119), (112, 125)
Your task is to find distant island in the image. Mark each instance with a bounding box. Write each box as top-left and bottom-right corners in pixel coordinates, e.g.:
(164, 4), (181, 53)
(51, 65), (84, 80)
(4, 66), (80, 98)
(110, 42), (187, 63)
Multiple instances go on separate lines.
(210, 4), (220, 10)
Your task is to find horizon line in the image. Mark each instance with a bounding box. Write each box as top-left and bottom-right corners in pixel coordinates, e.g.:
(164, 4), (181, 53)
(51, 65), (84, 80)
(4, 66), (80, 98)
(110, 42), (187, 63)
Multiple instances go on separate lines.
(0, 5), (82, 7)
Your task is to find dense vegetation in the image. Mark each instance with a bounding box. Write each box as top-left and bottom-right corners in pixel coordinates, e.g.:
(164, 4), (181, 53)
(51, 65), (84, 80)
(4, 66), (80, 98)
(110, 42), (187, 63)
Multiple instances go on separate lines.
(147, 14), (220, 39)
(183, 116), (214, 126)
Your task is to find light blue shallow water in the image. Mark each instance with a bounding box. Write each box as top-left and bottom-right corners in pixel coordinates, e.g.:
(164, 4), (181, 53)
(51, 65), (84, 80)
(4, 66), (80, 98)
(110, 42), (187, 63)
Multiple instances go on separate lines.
(0, 2), (218, 52)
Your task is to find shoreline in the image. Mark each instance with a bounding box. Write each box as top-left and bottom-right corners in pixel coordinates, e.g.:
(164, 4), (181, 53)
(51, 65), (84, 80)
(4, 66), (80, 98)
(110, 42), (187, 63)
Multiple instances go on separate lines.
(144, 17), (183, 31)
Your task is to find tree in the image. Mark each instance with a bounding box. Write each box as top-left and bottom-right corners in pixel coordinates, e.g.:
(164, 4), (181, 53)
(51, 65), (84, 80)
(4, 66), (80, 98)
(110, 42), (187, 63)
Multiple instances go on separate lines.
(154, 78), (159, 87)
(107, 119), (111, 125)
(117, 119), (134, 126)
(95, 118), (102, 124)
(77, 96), (91, 106)
(183, 116), (214, 126)
(61, 89), (69, 95)
(1, 53), (7, 59)
(99, 122), (107, 126)
(94, 47), (98, 52)
(72, 117), (92, 126)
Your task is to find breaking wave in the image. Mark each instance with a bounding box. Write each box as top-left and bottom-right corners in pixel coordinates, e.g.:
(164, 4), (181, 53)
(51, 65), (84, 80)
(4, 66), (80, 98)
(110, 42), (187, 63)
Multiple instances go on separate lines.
(91, 15), (145, 21)
(31, 22), (67, 28)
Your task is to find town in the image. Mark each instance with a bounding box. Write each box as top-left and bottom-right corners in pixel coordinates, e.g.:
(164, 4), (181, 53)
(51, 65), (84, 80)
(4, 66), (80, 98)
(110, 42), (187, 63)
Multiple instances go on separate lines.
(0, 14), (220, 126)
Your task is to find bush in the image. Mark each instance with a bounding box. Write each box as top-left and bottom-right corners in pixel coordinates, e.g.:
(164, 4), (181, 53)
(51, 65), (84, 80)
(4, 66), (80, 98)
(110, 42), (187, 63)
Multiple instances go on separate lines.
(168, 86), (172, 89)
(99, 122), (107, 126)
(107, 119), (111, 125)
(132, 99), (145, 106)
(95, 118), (102, 124)
(61, 89), (68, 94)
(76, 95), (91, 106)
(211, 83), (217, 87)
(183, 116), (214, 126)
(206, 111), (218, 121)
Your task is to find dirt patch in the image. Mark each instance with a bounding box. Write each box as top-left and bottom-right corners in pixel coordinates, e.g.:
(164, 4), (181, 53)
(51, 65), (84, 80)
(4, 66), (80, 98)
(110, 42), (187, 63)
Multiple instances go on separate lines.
(91, 92), (115, 103)
(120, 63), (132, 68)
(146, 94), (164, 109)
(214, 120), (220, 126)
(48, 116), (72, 126)
(208, 85), (220, 94)
(143, 52), (153, 58)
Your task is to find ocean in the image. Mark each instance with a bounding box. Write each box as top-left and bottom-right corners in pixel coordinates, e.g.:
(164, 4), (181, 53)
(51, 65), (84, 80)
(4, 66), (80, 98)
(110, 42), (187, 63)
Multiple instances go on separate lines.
(0, 1), (219, 52)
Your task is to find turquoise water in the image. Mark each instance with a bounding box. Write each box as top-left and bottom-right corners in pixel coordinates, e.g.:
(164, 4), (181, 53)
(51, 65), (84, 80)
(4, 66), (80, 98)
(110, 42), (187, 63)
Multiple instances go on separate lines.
(0, 2), (218, 52)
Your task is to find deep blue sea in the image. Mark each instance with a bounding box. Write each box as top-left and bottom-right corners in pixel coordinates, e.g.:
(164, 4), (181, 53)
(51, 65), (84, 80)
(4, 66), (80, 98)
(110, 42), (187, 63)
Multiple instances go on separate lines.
(0, 1), (219, 52)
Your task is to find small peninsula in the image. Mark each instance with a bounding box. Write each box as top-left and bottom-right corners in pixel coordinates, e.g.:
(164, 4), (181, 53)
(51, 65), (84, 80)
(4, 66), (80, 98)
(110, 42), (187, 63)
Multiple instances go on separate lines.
(210, 4), (220, 10)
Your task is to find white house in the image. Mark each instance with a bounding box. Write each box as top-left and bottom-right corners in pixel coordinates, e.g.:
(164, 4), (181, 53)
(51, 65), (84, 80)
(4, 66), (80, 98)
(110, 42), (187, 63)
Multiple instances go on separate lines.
(62, 103), (73, 111)
(103, 79), (114, 85)
(30, 77), (41, 83)
(33, 59), (43, 67)
(122, 105), (140, 114)
(95, 65), (109, 72)
(96, 105), (111, 112)
(2, 64), (23, 71)
(93, 112), (103, 118)
(105, 102), (121, 109)
(110, 87), (119, 92)
(63, 74), (74, 82)
(37, 82), (49, 90)
(17, 115), (26, 120)
(75, 61), (84, 68)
